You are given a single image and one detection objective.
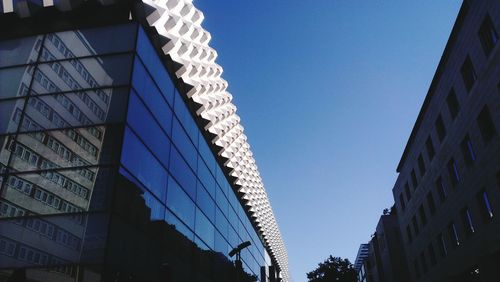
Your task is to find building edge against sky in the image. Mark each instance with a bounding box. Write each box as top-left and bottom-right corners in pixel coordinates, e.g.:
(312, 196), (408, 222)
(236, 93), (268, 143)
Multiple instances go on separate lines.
(357, 0), (500, 281)
(0, 0), (289, 281)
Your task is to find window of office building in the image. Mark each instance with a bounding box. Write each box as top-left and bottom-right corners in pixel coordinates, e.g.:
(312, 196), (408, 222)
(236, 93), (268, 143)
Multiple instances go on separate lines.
(436, 177), (448, 202)
(477, 190), (494, 222)
(412, 216), (419, 235)
(426, 136), (435, 160)
(446, 89), (460, 120)
(420, 252), (428, 274)
(448, 222), (460, 247)
(437, 233), (448, 257)
(399, 193), (406, 211)
(477, 105), (497, 143)
(419, 204), (427, 226)
(461, 207), (476, 236)
(447, 158), (460, 188)
(478, 14), (498, 56)
(461, 56), (477, 92)
(418, 154), (426, 177)
(435, 115), (447, 142)
(411, 169), (418, 189)
(414, 260), (421, 279)
(406, 225), (413, 243)
(427, 192), (436, 215)
(405, 182), (411, 202)
(428, 243), (437, 266)
(461, 134), (476, 166)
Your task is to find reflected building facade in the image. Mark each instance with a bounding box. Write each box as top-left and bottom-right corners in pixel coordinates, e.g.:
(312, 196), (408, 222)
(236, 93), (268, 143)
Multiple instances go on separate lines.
(0, 8), (283, 282)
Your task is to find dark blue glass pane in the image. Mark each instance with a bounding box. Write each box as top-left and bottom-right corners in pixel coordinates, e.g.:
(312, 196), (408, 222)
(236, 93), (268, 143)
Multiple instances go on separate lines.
(197, 156), (216, 198)
(165, 209), (194, 241)
(198, 132), (216, 173)
(169, 146), (196, 200)
(131, 59), (173, 135)
(228, 225), (239, 249)
(215, 206), (229, 240)
(45, 23), (137, 58)
(127, 92), (170, 167)
(166, 176), (195, 229)
(195, 207), (215, 249)
(215, 185), (229, 216)
(214, 230), (228, 257)
(173, 89), (199, 145)
(120, 128), (168, 202)
(196, 183), (215, 223)
(137, 28), (175, 106)
(172, 117), (198, 170)
(142, 191), (166, 221)
(0, 35), (41, 68)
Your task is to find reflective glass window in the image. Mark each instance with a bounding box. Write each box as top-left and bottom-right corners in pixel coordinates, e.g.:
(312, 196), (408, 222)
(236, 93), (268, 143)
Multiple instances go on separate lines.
(173, 90), (199, 144)
(35, 54), (133, 94)
(137, 28), (175, 106)
(144, 192), (166, 221)
(172, 118), (198, 170)
(166, 177), (195, 229)
(127, 92), (170, 167)
(169, 146), (196, 200)
(215, 185), (229, 216)
(197, 157), (216, 198)
(0, 99), (25, 134)
(131, 59), (173, 134)
(121, 128), (168, 202)
(215, 206), (229, 239)
(165, 209), (194, 241)
(214, 230), (228, 257)
(198, 133), (216, 173)
(44, 23), (137, 58)
(195, 207), (215, 249)
(0, 35), (42, 68)
(196, 183), (215, 223)
(0, 66), (32, 99)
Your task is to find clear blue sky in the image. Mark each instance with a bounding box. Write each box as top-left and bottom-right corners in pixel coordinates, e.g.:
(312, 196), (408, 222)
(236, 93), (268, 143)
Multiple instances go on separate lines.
(196, 1), (462, 281)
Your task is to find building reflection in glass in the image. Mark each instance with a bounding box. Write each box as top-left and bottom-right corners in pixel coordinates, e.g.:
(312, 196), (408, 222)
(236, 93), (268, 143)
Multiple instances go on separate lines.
(0, 22), (272, 282)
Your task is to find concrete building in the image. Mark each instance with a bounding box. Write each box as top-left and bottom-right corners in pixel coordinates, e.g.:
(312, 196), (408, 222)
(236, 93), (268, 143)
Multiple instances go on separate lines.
(392, 0), (500, 281)
(357, 212), (410, 282)
(0, 0), (289, 281)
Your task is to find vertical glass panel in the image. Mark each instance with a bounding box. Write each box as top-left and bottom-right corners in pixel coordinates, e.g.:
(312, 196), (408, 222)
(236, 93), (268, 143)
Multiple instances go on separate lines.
(198, 133), (216, 174)
(195, 207), (215, 249)
(136, 28), (175, 106)
(120, 128), (168, 203)
(127, 92), (171, 168)
(0, 66), (32, 99)
(215, 185), (229, 216)
(165, 209), (194, 241)
(131, 61), (173, 135)
(166, 177), (196, 230)
(197, 156), (216, 198)
(0, 35), (42, 67)
(169, 146), (196, 200)
(173, 90), (199, 145)
(44, 23), (137, 58)
(215, 206), (229, 240)
(172, 118), (198, 170)
(196, 183), (215, 223)
(214, 230), (228, 257)
(0, 99), (25, 135)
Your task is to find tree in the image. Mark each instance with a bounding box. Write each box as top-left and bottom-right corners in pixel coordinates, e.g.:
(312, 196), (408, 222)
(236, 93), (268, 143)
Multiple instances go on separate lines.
(306, 255), (357, 282)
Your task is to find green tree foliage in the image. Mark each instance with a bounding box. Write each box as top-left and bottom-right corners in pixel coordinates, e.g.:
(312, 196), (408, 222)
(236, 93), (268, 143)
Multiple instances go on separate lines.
(306, 255), (357, 282)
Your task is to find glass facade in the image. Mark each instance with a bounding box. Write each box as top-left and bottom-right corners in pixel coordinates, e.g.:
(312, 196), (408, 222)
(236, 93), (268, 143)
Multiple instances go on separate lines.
(0, 22), (272, 282)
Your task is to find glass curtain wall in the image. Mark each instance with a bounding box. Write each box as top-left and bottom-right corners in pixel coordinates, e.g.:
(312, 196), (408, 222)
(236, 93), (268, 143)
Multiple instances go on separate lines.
(0, 22), (271, 282)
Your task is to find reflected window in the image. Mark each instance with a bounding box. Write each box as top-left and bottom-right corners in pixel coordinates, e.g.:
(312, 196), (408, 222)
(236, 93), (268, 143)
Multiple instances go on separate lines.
(166, 177), (196, 230)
